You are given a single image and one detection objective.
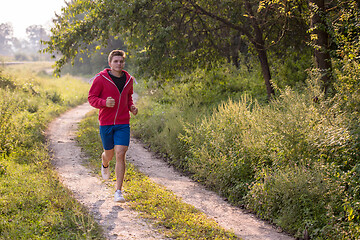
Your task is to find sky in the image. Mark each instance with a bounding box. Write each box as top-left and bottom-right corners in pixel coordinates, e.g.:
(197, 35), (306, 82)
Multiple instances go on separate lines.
(0, 0), (67, 39)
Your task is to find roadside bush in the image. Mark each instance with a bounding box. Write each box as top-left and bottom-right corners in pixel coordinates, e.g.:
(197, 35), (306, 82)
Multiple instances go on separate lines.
(181, 95), (259, 202)
(46, 90), (63, 104)
(246, 163), (344, 239)
(0, 74), (17, 90)
(131, 63), (266, 170)
(131, 60), (360, 238)
(0, 90), (22, 155)
(180, 80), (360, 237)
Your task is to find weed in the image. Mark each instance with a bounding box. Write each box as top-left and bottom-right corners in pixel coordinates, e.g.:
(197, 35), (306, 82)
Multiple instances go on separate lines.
(246, 163), (344, 239)
(0, 75), (16, 90)
(0, 161), (6, 176)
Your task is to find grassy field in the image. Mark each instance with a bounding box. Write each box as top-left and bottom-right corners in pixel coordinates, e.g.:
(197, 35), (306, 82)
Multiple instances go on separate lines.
(0, 62), (104, 239)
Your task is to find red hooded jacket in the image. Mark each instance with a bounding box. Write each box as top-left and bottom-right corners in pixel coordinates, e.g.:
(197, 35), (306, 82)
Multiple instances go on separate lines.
(88, 69), (135, 126)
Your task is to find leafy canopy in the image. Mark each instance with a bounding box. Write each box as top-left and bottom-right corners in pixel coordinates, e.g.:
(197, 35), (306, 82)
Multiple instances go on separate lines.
(44, 0), (300, 79)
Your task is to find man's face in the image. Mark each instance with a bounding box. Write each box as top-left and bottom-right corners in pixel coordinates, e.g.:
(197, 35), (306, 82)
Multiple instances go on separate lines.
(109, 55), (125, 73)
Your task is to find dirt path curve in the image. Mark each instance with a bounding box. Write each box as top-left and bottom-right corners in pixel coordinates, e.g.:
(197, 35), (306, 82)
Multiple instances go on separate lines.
(47, 102), (294, 240)
(47, 103), (165, 240)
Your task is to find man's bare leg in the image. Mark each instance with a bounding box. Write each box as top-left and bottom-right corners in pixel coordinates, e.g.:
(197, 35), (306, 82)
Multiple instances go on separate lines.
(102, 149), (114, 167)
(114, 145), (128, 190)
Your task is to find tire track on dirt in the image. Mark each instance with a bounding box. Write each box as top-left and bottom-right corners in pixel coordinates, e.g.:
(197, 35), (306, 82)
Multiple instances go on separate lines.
(47, 102), (294, 240)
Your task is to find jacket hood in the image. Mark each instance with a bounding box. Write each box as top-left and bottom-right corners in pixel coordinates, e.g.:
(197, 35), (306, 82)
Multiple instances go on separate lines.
(99, 68), (131, 81)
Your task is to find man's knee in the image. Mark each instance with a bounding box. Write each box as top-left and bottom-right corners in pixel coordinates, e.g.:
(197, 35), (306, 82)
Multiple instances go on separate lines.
(115, 146), (128, 160)
(103, 149), (114, 161)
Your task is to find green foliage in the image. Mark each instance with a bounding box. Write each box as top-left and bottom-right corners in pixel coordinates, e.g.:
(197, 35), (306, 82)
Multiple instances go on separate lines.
(270, 46), (313, 90)
(44, 0), (311, 99)
(246, 163), (344, 239)
(60, 36), (127, 76)
(45, 90), (62, 104)
(0, 73), (16, 90)
(132, 64), (360, 238)
(0, 64), (104, 239)
(131, 63), (266, 170)
(180, 79), (359, 238)
(181, 96), (257, 202)
(0, 161), (6, 176)
(0, 90), (20, 155)
(329, 0), (360, 119)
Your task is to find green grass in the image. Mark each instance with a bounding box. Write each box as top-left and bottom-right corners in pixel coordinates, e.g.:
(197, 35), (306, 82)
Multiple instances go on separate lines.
(0, 63), (105, 239)
(128, 66), (360, 239)
(76, 111), (239, 239)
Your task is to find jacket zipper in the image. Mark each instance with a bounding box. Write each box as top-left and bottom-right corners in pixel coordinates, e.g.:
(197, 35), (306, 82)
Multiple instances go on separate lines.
(103, 74), (132, 125)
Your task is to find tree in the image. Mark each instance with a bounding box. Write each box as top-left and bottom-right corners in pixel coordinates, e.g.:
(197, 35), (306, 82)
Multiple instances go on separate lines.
(26, 25), (49, 53)
(309, 0), (333, 95)
(0, 23), (14, 56)
(62, 36), (127, 76)
(44, 0), (308, 99)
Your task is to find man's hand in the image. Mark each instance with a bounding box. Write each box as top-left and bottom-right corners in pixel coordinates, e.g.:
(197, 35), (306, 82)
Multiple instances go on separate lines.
(130, 105), (138, 115)
(106, 97), (115, 108)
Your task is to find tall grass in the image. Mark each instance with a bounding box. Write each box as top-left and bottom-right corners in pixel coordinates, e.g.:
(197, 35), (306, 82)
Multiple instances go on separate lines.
(131, 64), (360, 239)
(0, 63), (104, 239)
(132, 64), (266, 169)
(182, 84), (359, 238)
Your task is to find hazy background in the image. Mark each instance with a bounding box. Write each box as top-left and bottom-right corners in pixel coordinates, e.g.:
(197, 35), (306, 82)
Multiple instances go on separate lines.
(0, 0), (66, 60)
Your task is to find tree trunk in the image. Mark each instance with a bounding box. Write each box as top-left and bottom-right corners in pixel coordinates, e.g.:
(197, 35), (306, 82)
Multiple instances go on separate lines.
(256, 47), (274, 100)
(244, 0), (275, 100)
(310, 0), (333, 95)
(252, 25), (274, 100)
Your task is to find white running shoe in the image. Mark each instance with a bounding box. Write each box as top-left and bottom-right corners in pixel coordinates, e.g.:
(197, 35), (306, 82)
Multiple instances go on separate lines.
(114, 190), (126, 203)
(101, 164), (110, 180)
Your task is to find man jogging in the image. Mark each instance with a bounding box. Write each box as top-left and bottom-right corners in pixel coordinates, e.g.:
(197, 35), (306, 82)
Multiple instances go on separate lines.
(88, 49), (138, 202)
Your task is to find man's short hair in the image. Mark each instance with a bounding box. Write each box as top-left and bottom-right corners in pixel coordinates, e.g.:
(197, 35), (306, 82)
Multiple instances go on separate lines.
(108, 50), (126, 63)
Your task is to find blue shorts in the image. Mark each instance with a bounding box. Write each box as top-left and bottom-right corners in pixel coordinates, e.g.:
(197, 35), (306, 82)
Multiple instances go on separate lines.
(99, 124), (130, 150)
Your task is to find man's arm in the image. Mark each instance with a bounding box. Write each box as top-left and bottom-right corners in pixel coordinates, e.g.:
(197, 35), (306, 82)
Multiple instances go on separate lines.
(88, 78), (107, 108)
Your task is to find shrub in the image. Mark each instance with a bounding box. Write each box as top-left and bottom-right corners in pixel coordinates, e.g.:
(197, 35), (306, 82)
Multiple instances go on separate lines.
(0, 162), (6, 176)
(132, 61), (360, 238)
(0, 90), (22, 155)
(46, 90), (63, 104)
(246, 163), (344, 239)
(181, 95), (259, 202)
(180, 82), (360, 237)
(0, 74), (17, 90)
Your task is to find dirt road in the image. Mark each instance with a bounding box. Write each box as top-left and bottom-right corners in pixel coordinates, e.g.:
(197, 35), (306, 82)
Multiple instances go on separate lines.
(47, 102), (294, 240)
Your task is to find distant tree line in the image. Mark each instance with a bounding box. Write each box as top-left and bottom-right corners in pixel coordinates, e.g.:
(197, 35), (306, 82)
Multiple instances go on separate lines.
(0, 22), (51, 61)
